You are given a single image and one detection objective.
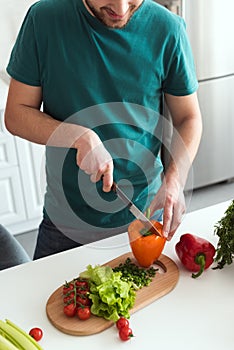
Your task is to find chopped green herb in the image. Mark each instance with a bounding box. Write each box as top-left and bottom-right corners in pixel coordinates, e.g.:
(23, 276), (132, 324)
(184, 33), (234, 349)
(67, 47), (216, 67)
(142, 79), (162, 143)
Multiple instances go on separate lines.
(113, 257), (158, 290)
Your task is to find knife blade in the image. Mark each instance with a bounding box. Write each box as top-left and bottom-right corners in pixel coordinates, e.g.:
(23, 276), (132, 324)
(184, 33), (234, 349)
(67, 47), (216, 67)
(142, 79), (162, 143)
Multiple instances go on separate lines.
(112, 182), (163, 237)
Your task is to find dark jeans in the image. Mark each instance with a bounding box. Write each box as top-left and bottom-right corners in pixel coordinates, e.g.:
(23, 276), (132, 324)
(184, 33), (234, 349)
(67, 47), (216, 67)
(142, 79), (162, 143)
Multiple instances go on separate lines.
(33, 218), (82, 260)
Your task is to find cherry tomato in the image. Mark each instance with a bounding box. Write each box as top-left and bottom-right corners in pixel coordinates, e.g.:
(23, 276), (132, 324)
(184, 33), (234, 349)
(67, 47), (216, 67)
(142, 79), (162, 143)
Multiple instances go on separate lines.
(119, 326), (133, 341)
(63, 295), (74, 304)
(63, 282), (74, 295)
(65, 291), (75, 298)
(76, 295), (91, 307)
(76, 288), (89, 295)
(75, 279), (89, 289)
(77, 306), (91, 320)
(116, 317), (129, 330)
(29, 327), (43, 342)
(63, 303), (77, 317)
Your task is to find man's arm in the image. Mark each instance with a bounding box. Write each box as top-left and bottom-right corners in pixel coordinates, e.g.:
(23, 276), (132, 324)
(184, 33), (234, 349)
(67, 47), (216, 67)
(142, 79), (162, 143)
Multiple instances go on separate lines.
(149, 92), (202, 240)
(164, 92), (203, 185)
(4, 79), (113, 191)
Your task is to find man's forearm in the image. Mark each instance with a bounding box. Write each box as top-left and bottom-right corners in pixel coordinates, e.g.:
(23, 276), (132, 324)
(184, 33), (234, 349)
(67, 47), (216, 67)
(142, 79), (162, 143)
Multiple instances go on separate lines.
(5, 104), (90, 149)
(164, 92), (203, 188)
(166, 115), (202, 188)
(4, 78), (90, 148)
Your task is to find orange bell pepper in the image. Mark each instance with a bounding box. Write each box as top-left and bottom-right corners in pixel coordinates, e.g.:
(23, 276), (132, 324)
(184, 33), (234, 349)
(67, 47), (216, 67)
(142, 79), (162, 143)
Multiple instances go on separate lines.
(128, 220), (166, 268)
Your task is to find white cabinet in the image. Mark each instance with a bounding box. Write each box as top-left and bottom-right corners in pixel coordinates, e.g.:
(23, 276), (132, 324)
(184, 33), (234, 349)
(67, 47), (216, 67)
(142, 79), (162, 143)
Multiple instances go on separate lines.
(0, 109), (45, 235)
(15, 138), (45, 220)
(0, 167), (27, 225)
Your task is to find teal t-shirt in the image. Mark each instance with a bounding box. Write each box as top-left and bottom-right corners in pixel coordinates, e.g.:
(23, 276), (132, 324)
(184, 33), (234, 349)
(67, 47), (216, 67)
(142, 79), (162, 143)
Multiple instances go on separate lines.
(7, 0), (198, 239)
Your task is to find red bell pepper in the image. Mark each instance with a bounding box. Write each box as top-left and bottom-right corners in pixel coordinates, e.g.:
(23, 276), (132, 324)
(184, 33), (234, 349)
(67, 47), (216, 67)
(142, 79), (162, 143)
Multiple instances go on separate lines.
(175, 233), (216, 278)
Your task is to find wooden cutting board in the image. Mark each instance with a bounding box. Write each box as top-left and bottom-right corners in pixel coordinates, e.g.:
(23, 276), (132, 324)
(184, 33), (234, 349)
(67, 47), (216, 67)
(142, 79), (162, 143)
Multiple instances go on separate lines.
(46, 252), (179, 336)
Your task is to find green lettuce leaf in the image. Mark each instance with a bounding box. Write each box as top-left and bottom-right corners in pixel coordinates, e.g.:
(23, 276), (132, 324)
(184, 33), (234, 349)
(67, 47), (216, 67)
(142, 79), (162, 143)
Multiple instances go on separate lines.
(79, 264), (113, 285)
(79, 264), (136, 322)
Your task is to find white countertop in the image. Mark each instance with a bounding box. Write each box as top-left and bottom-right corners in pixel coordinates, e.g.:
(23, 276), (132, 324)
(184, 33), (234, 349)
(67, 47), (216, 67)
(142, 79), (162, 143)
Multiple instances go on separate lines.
(0, 201), (233, 350)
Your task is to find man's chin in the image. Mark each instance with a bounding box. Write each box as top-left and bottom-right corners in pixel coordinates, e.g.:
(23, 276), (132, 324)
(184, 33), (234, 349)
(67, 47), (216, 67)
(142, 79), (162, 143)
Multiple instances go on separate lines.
(103, 19), (128, 29)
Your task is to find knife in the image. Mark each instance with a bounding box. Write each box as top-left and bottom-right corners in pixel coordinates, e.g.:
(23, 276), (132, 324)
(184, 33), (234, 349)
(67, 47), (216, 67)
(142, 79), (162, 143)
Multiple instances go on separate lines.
(112, 182), (163, 237)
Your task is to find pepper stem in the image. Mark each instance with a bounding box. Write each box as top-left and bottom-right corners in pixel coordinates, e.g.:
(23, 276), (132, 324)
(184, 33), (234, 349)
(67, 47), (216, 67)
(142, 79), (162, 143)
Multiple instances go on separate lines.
(192, 253), (206, 278)
(140, 208), (152, 236)
(146, 207), (151, 219)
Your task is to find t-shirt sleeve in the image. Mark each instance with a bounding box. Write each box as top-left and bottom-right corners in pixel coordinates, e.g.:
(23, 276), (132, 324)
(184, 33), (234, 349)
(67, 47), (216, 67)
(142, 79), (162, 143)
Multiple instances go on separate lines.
(162, 18), (198, 96)
(6, 6), (41, 86)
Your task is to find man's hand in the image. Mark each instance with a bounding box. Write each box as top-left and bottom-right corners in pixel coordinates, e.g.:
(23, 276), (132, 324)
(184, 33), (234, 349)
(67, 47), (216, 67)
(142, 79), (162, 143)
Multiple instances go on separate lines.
(148, 176), (185, 241)
(74, 128), (113, 192)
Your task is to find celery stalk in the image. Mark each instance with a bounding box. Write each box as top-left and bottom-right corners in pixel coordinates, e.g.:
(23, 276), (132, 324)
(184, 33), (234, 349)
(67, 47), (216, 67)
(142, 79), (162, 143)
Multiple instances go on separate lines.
(0, 320), (43, 350)
(0, 323), (24, 350)
(5, 320), (43, 350)
(0, 334), (19, 350)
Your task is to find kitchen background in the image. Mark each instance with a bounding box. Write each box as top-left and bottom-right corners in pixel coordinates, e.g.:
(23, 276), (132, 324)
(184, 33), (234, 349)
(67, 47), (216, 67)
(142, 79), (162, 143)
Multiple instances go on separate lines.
(0, 0), (234, 258)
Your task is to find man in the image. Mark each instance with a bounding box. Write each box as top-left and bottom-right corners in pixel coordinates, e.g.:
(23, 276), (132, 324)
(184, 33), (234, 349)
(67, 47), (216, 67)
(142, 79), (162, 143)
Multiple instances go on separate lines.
(4, 0), (202, 258)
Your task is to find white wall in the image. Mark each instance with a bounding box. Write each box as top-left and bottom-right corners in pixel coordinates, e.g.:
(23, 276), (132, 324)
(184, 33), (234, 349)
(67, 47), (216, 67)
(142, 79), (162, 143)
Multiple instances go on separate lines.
(0, 0), (39, 107)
